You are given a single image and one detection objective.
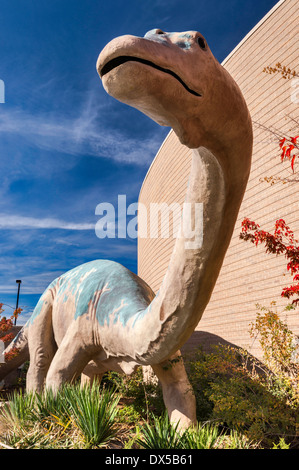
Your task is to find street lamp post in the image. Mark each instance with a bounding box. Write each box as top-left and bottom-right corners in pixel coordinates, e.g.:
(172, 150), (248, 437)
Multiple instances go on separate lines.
(15, 280), (21, 326)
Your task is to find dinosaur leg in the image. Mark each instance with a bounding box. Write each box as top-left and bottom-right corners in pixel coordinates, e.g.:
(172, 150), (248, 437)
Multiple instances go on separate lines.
(81, 371), (103, 386)
(152, 350), (196, 430)
(45, 323), (96, 392)
(26, 295), (57, 393)
(81, 361), (105, 386)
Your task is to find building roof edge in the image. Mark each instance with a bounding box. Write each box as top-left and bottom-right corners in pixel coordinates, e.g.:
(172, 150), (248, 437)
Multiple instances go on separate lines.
(221, 0), (286, 66)
(138, 129), (174, 198)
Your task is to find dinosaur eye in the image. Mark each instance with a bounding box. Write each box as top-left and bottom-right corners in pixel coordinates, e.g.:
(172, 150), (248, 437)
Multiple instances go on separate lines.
(197, 37), (206, 50)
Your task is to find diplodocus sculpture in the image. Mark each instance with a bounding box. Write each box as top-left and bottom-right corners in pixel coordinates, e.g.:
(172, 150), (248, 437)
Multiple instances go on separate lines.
(1, 29), (252, 428)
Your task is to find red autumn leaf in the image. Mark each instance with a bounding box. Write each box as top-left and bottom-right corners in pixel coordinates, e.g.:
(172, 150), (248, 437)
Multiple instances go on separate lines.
(279, 137), (286, 148)
(1, 332), (14, 343)
(281, 146), (287, 161)
(285, 144), (295, 159)
(4, 346), (20, 362)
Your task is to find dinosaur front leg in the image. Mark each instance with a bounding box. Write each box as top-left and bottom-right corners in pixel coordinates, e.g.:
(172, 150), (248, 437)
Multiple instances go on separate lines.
(152, 351), (196, 430)
(45, 324), (96, 392)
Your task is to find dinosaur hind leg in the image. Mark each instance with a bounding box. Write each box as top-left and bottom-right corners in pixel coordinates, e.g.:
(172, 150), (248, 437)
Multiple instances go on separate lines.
(152, 350), (196, 430)
(26, 292), (57, 393)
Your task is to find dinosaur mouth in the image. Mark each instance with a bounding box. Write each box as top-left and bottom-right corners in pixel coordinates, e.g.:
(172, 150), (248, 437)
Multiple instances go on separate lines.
(100, 56), (201, 97)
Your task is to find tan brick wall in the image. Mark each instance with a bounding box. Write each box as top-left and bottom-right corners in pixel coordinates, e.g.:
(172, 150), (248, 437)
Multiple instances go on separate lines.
(138, 0), (299, 360)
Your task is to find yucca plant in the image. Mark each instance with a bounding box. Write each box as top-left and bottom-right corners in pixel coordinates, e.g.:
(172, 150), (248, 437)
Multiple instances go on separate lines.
(137, 412), (186, 449)
(63, 382), (120, 448)
(182, 422), (221, 449)
(0, 390), (35, 431)
(3, 422), (71, 449)
(219, 429), (256, 449)
(0, 390), (37, 448)
(0, 388), (73, 448)
(137, 415), (232, 450)
(32, 386), (71, 429)
(0, 383), (121, 449)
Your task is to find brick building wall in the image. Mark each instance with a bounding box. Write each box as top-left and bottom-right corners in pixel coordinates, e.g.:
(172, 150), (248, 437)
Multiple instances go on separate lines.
(138, 0), (299, 360)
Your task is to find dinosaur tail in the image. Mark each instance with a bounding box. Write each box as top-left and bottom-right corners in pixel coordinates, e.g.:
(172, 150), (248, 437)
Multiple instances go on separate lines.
(0, 324), (29, 382)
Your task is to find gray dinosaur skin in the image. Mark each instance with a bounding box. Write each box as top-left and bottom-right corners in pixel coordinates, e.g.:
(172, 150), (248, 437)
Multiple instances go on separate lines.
(1, 29), (252, 429)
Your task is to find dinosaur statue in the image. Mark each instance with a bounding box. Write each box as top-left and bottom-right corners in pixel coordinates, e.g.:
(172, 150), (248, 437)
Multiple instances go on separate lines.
(0, 29), (252, 429)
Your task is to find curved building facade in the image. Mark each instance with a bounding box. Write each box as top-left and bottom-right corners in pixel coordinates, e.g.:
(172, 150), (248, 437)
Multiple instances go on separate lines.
(138, 0), (299, 359)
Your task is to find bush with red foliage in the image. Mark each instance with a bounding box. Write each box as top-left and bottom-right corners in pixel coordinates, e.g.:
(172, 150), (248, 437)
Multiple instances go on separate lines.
(0, 304), (22, 361)
(240, 218), (299, 305)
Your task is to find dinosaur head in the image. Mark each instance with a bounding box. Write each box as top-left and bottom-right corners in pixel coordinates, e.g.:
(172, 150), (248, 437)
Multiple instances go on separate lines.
(97, 29), (251, 151)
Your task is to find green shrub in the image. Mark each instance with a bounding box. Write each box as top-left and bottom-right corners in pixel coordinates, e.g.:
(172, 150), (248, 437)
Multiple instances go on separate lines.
(208, 361), (298, 447)
(185, 318), (299, 449)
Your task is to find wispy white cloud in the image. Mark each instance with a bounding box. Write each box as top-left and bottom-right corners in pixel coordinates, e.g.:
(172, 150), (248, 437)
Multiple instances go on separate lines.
(0, 270), (63, 295)
(0, 214), (94, 230)
(0, 239), (137, 296)
(0, 93), (165, 166)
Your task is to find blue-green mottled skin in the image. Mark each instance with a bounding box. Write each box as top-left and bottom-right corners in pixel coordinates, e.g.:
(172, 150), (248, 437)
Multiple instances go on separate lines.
(30, 260), (154, 328)
(29, 278), (58, 325)
(145, 30), (193, 49)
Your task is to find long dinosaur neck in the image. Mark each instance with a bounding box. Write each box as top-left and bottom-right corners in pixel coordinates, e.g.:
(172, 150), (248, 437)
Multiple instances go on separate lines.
(132, 144), (250, 365)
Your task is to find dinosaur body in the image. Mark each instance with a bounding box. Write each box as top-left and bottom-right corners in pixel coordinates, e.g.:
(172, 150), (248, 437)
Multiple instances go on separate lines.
(32, 259), (155, 373)
(0, 29), (252, 428)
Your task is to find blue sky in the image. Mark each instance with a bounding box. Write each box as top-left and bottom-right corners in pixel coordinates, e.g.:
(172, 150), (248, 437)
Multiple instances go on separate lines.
(0, 0), (279, 324)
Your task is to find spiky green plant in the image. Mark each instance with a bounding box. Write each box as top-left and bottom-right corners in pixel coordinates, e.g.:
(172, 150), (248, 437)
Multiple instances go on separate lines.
(63, 382), (120, 447)
(31, 386), (71, 430)
(0, 383), (121, 449)
(218, 429), (256, 449)
(137, 412), (186, 449)
(1, 390), (35, 430)
(182, 422), (221, 449)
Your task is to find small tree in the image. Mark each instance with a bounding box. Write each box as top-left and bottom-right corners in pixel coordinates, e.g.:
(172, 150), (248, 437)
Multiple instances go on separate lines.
(250, 303), (298, 378)
(0, 303), (22, 361)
